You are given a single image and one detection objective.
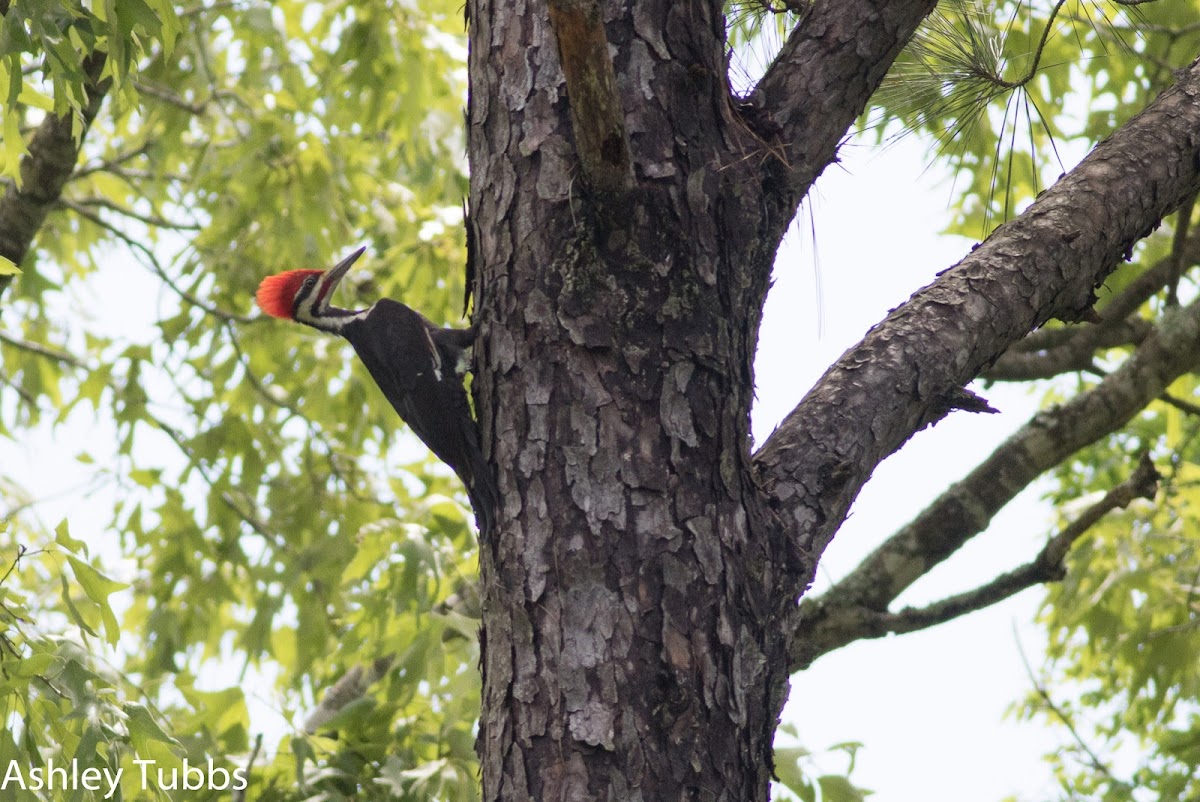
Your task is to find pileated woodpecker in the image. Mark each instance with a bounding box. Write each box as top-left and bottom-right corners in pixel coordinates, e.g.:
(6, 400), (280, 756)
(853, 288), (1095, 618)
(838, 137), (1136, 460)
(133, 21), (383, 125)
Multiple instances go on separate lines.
(256, 247), (497, 537)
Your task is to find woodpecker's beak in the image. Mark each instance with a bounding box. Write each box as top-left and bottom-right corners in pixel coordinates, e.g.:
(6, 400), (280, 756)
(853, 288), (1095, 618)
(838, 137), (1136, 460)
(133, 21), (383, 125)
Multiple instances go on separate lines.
(318, 246), (366, 306)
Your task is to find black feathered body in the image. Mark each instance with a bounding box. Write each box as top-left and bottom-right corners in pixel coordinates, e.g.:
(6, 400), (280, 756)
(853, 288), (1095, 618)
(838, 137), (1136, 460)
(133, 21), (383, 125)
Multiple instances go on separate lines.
(340, 299), (497, 538)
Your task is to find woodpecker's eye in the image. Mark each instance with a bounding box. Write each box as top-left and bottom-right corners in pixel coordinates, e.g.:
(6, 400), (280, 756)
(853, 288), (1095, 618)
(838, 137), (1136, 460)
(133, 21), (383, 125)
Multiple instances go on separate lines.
(302, 276), (317, 293)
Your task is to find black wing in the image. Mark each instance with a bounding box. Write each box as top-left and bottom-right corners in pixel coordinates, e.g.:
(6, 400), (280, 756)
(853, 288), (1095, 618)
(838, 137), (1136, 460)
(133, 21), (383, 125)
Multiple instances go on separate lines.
(342, 299), (496, 536)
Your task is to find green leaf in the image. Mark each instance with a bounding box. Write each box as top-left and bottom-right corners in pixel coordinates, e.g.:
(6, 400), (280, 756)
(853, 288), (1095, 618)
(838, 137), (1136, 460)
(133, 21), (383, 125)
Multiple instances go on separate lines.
(179, 684), (249, 740)
(124, 703), (181, 754)
(817, 774), (869, 802)
(66, 556), (128, 645)
(0, 254), (20, 275)
(55, 518), (87, 555)
(60, 572), (99, 640)
(10, 652), (55, 680)
(774, 747), (815, 802)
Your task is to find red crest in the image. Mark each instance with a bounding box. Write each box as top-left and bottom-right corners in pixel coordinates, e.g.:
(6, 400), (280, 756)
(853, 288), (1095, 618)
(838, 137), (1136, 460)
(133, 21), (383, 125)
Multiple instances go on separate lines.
(256, 270), (322, 319)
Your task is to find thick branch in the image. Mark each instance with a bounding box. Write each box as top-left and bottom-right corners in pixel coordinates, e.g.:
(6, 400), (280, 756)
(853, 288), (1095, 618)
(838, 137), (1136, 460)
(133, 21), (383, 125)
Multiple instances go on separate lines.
(982, 318), (1150, 381)
(546, 0), (633, 195)
(801, 455), (1158, 654)
(0, 50), (110, 303)
(982, 233), (1200, 381)
(754, 58), (1200, 597)
(786, 290), (1200, 669)
(748, 0), (937, 237)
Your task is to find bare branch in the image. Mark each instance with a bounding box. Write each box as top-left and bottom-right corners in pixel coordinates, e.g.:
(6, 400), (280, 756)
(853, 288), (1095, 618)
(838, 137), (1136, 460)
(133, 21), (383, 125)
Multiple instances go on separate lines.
(178, 0), (241, 17)
(59, 198), (253, 324)
(132, 81), (208, 115)
(825, 455), (1158, 645)
(70, 144), (154, 182)
(65, 196), (202, 231)
(983, 230), (1200, 381)
(0, 372), (39, 409)
(1159, 392), (1200, 417)
(982, 318), (1150, 381)
(1096, 249), (1185, 324)
(0, 331), (90, 370)
(1016, 638), (1126, 788)
(1168, 191), (1198, 305)
(230, 733), (263, 802)
(145, 408), (285, 548)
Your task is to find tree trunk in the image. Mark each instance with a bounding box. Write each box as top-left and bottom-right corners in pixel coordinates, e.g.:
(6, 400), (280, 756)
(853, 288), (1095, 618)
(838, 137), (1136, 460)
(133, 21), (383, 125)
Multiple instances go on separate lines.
(467, 1), (798, 797)
(463, 0), (1200, 798)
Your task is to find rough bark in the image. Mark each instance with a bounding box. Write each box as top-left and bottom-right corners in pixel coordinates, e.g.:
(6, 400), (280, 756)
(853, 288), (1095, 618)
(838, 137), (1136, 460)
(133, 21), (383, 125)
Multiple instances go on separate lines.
(466, 0), (810, 796)
(749, 0), (939, 242)
(465, 0), (942, 792)
(981, 236), (1199, 382)
(546, 0), (634, 194)
(0, 50), (110, 304)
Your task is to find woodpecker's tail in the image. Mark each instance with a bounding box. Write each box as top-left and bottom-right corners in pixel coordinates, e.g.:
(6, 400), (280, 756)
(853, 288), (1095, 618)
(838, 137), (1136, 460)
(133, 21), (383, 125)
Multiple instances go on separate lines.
(461, 444), (499, 540)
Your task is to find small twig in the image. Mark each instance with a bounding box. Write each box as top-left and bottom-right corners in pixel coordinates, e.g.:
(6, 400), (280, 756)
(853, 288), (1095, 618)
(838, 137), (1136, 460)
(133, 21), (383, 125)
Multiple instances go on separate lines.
(144, 407), (284, 548)
(178, 0), (241, 17)
(0, 330), (90, 370)
(1159, 392), (1200, 417)
(231, 732), (263, 802)
(133, 82), (208, 115)
(975, 0), (1070, 91)
(1015, 632), (1124, 786)
(0, 544), (28, 590)
(225, 323), (302, 416)
(59, 199), (253, 324)
(1167, 191), (1197, 306)
(70, 196), (202, 231)
(70, 143), (154, 182)
(0, 372), (39, 409)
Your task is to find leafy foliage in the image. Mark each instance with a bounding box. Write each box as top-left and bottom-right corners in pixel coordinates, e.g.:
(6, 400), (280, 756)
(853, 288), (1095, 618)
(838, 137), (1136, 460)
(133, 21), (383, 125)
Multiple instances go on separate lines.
(773, 731), (872, 802)
(1013, 375), (1200, 801)
(2, 0), (479, 798)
